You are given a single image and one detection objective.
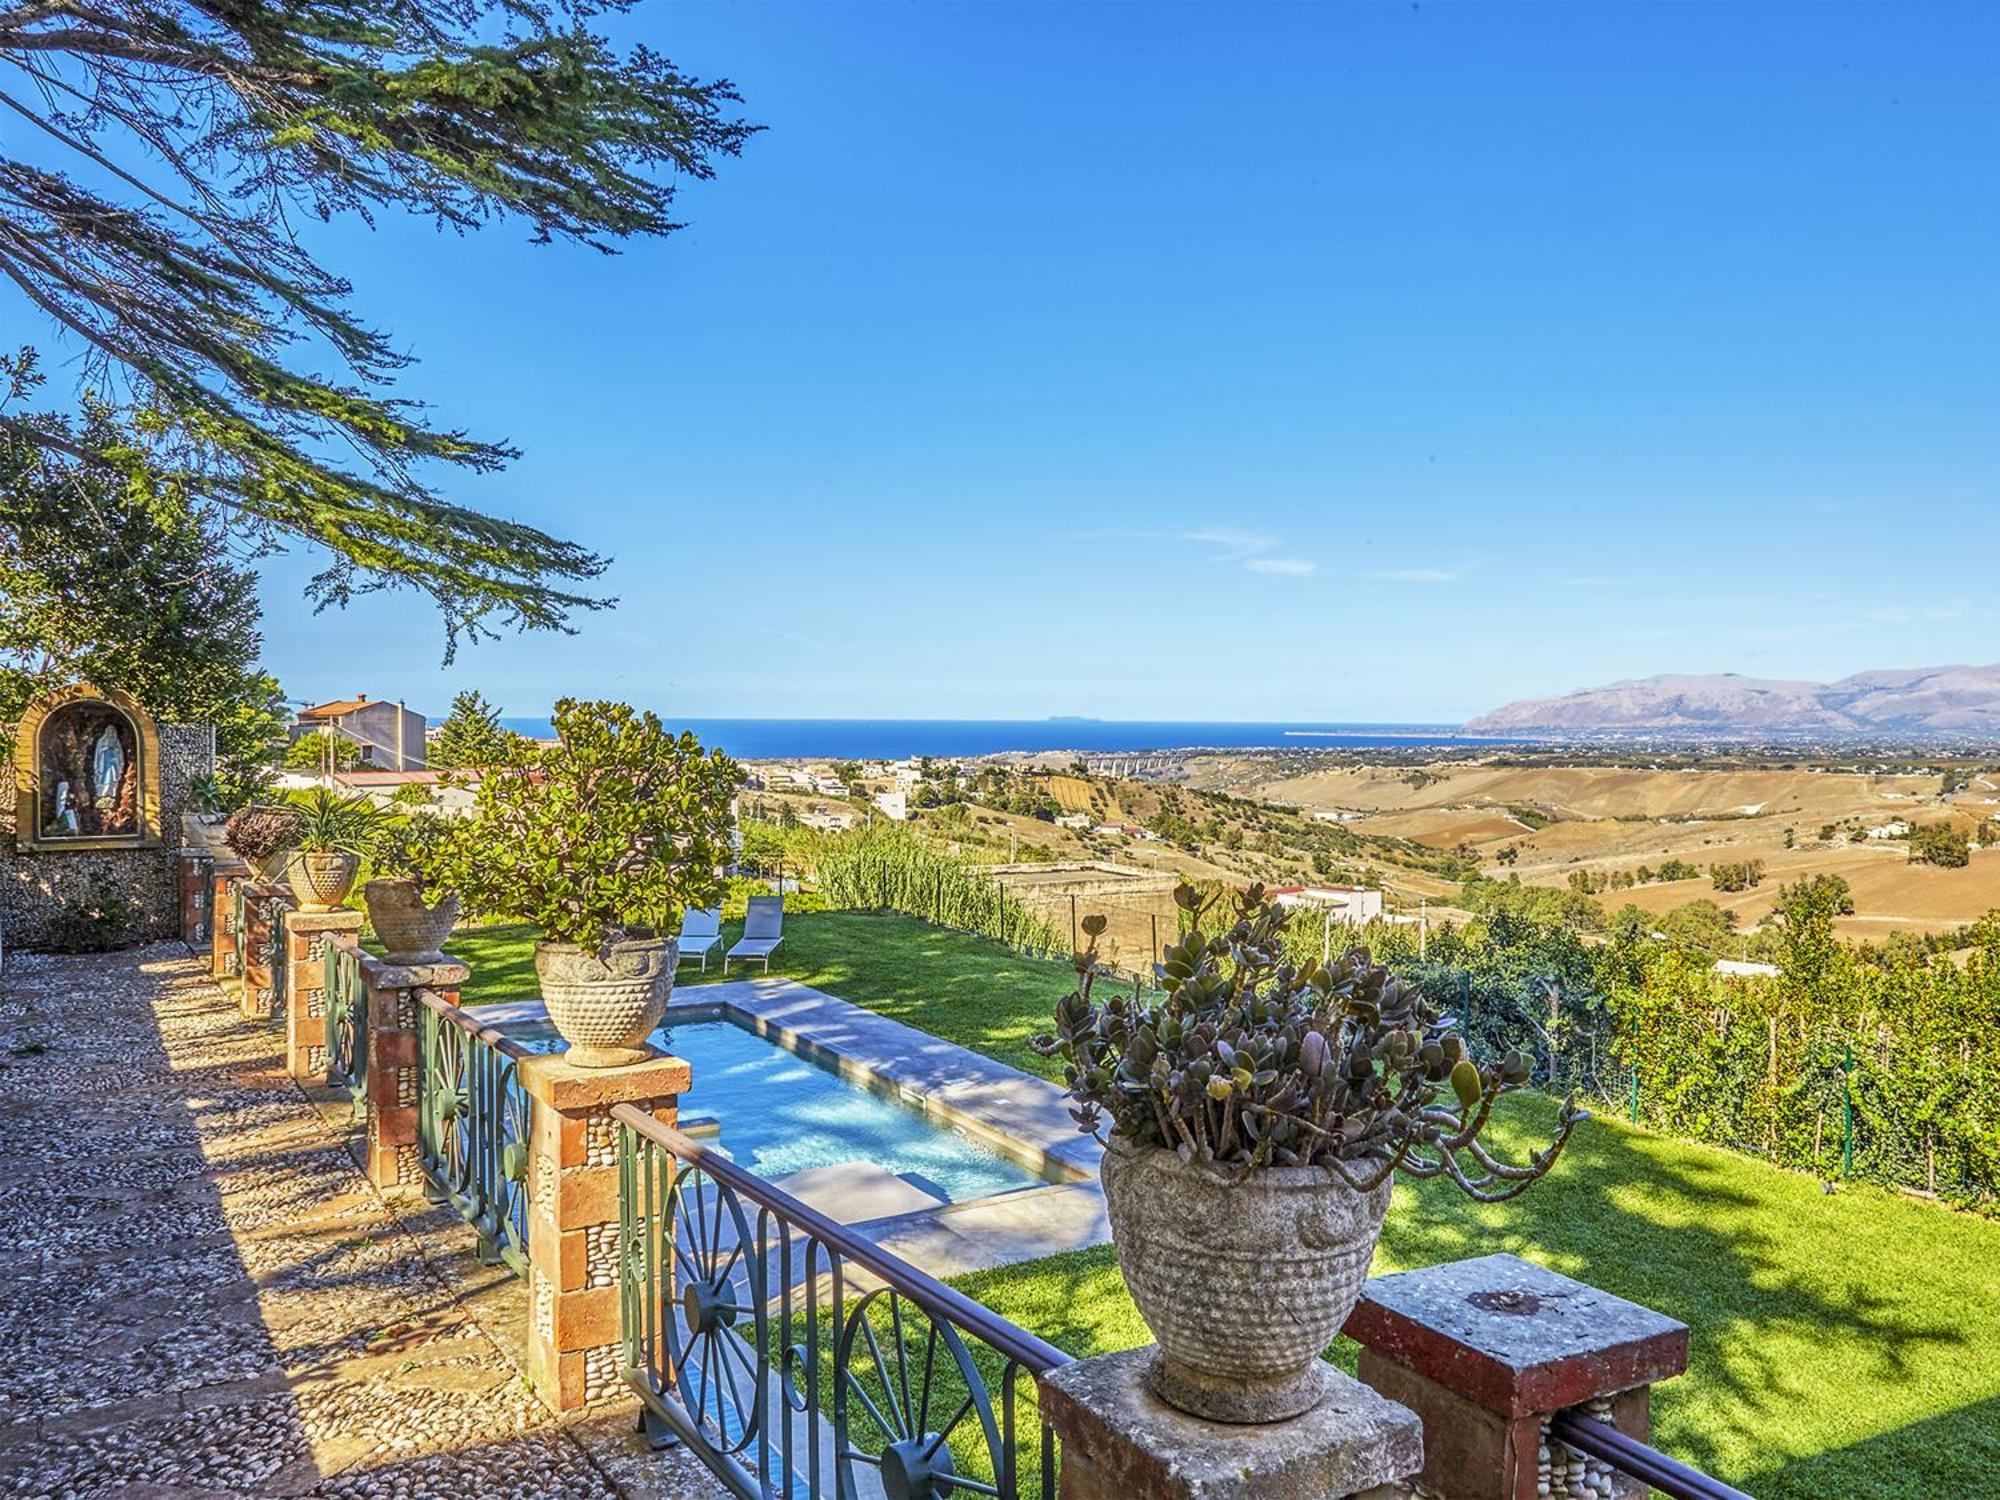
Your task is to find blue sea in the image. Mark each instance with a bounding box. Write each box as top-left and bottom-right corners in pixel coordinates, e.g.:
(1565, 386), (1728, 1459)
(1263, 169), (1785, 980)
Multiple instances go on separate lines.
(496, 716), (1510, 760)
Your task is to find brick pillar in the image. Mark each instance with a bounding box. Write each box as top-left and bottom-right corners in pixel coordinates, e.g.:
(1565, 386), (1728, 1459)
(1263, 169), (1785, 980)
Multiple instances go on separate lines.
(177, 846), (214, 952)
(282, 908), (365, 1081)
(1040, 1346), (1423, 1500)
(238, 882), (293, 1021)
(360, 956), (470, 1189)
(1343, 1254), (1689, 1500)
(518, 1049), (691, 1412)
(210, 856), (249, 981)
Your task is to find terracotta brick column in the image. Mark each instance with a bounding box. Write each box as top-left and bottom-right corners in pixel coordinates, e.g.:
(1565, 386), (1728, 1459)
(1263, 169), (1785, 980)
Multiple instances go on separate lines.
(281, 908), (365, 1081)
(210, 855), (249, 981)
(359, 955), (469, 1189)
(1343, 1253), (1689, 1500)
(177, 844), (213, 952)
(1040, 1347), (1423, 1500)
(518, 1049), (691, 1412)
(238, 882), (293, 1021)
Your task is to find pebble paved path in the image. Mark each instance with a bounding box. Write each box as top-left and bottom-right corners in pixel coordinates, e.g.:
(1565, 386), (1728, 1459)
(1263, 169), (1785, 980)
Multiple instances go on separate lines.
(0, 944), (724, 1498)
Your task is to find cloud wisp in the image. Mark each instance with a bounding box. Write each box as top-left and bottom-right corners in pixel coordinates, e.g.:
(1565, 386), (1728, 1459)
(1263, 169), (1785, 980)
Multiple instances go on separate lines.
(1086, 525), (1318, 578)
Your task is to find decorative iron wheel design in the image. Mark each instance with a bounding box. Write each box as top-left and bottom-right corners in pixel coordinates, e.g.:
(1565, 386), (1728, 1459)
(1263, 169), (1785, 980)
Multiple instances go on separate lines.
(835, 1288), (1007, 1500)
(663, 1160), (764, 1455)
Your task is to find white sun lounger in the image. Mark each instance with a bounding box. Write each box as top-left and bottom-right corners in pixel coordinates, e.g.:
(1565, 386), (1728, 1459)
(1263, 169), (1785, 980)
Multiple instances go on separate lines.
(724, 895), (784, 973)
(677, 907), (723, 971)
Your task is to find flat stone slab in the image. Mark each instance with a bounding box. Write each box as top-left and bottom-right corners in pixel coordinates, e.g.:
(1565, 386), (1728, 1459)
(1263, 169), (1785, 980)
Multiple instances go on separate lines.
(1042, 1346), (1423, 1500)
(770, 1160), (946, 1222)
(1343, 1252), (1689, 1417)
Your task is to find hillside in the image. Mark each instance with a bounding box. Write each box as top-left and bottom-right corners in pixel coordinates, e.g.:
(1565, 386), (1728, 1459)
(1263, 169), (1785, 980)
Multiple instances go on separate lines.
(1467, 663), (2000, 736)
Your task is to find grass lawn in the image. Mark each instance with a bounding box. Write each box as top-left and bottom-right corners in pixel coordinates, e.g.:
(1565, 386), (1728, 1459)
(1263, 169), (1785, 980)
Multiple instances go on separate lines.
(449, 910), (2000, 1500)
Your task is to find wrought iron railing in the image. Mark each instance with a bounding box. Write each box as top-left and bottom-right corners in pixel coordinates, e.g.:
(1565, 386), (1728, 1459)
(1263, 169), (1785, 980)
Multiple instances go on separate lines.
(615, 1106), (1069, 1500)
(1549, 1409), (1756, 1500)
(324, 939), (367, 1119)
(229, 876), (247, 979)
(265, 890), (289, 1022)
(417, 995), (533, 1278)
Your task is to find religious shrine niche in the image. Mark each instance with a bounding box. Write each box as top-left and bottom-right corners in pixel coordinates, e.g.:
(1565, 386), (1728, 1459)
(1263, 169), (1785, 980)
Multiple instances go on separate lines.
(11, 684), (162, 850)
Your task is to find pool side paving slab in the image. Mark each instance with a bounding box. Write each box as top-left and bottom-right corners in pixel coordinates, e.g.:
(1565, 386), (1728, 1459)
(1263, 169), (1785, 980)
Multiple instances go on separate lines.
(476, 977), (1112, 1278)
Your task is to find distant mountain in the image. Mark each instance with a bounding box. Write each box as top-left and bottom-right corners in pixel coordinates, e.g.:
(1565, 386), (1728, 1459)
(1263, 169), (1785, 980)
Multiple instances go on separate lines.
(1465, 664), (2000, 737)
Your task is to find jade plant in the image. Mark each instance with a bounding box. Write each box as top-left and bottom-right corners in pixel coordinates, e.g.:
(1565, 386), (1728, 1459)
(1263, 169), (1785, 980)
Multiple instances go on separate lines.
(372, 812), (455, 895)
(1031, 883), (1584, 1199)
(222, 802), (304, 865)
(437, 698), (742, 951)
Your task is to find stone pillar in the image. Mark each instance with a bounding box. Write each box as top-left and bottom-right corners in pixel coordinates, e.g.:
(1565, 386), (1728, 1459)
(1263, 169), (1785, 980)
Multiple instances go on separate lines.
(210, 855), (249, 981)
(518, 1049), (692, 1413)
(238, 881), (293, 1021)
(177, 844), (214, 953)
(1039, 1346), (1423, 1500)
(282, 908), (365, 1081)
(1343, 1254), (1689, 1500)
(359, 955), (469, 1190)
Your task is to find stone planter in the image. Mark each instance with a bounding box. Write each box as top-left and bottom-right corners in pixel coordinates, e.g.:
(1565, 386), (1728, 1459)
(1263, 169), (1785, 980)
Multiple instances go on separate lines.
(1099, 1136), (1393, 1424)
(363, 878), (459, 964)
(533, 935), (676, 1069)
(285, 850), (360, 912)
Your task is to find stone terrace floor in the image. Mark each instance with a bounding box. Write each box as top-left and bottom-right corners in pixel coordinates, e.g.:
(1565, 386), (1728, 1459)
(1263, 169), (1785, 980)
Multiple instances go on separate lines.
(0, 944), (725, 1498)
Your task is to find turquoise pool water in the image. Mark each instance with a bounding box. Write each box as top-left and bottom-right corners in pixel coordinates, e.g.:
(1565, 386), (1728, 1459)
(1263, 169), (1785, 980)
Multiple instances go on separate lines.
(516, 1017), (1043, 1204)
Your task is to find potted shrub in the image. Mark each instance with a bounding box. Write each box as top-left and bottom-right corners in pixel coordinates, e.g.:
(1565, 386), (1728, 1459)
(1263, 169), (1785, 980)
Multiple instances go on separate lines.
(442, 699), (741, 1067)
(364, 813), (460, 963)
(284, 788), (389, 911)
(223, 802), (304, 880)
(1032, 884), (1584, 1424)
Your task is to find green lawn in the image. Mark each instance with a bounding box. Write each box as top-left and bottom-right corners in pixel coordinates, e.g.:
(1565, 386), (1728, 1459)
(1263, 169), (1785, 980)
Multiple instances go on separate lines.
(449, 911), (2000, 1500)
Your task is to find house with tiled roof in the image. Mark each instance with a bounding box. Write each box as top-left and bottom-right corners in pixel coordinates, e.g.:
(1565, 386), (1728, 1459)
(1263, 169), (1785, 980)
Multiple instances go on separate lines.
(290, 693), (428, 771)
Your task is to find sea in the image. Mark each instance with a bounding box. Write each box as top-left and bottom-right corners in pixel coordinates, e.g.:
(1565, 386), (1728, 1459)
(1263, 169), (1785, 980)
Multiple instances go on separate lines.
(496, 717), (1514, 761)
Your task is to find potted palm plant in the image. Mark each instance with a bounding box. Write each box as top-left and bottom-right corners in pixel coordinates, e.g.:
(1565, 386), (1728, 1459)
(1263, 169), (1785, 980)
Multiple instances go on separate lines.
(441, 699), (741, 1067)
(284, 788), (389, 911)
(364, 813), (460, 963)
(1032, 884), (1584, 1424)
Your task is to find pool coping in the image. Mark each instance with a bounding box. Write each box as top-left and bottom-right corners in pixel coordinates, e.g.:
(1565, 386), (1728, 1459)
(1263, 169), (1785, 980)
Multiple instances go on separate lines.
(473, 978), (1111, 1277)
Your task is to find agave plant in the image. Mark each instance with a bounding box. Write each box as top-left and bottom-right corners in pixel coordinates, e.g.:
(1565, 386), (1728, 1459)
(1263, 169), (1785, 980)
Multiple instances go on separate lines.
(222, 803), (305, 864)
(1030, 883), (1584, 1200)
(287, 788), (392, 855)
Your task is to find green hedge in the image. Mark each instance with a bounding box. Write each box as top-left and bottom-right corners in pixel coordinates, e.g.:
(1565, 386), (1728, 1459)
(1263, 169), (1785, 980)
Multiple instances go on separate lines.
(813, 826), (1063, 957)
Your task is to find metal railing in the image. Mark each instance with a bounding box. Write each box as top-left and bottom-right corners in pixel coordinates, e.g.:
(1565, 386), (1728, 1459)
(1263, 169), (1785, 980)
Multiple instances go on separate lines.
(324, 939), (367, 1119)
(615, 1106), (1069, 1499)
(1549, 1409), (1756, 1500)
(229, 876), (247, 979)
(265, 890), (289, 1022)
(417, 995), (533, 1278)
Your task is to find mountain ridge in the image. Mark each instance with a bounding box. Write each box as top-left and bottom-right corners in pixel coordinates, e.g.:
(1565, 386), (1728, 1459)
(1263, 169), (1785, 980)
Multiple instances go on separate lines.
(1465, 663), (2000, 735)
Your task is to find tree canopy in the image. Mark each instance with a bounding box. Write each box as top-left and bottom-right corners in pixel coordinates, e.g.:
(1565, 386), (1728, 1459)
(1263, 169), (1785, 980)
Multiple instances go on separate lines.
(429, 688), (509, 769)
(0, 0), (755, 653)
(0, 402), (287, 803)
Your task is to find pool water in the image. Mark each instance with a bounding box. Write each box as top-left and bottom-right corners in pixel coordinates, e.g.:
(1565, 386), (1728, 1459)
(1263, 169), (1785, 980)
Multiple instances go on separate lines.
(517, 1017), (1043, 1204)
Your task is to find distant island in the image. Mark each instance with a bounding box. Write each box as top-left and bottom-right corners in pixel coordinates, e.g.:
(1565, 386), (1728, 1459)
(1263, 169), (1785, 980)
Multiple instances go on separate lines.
(1467, 663), (2000, 736)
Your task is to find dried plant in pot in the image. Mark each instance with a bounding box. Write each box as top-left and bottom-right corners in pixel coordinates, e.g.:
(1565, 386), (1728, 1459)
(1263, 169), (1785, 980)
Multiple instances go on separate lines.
(223, 803), (304, 880)
(284, 788), (389, 911)
(363, 813), (460, 963)
(438, 699), (741, 1068)
(1032, 884), (1585, 1424)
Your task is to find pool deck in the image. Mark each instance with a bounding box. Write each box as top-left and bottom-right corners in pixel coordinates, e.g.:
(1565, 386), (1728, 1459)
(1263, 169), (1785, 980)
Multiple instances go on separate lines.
(477, 977), (1111, 1279)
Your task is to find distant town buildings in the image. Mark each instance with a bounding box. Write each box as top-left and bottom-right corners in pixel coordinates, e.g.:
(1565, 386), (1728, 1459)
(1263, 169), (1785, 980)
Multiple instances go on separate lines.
(1263, 884), (1386, 924)
(291, 694), (427, 771)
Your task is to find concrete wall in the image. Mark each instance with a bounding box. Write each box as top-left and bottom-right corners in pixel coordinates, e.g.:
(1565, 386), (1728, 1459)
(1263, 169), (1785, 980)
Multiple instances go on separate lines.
(2, 723), (213, 950)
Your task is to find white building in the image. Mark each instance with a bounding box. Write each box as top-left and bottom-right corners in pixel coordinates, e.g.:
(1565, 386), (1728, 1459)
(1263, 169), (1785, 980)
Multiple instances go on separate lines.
(1866, 820), (1910, 840)
(873, 790), (909, 822)
(1265, 885), (1385, 924)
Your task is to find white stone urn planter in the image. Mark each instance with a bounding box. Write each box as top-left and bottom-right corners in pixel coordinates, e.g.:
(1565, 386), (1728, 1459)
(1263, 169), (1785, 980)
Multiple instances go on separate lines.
(533, 935), (676, 1068)
(363, 878), (459, 964)
(1099, 1136), (1393, 1424)
(286, 851), (361, 912)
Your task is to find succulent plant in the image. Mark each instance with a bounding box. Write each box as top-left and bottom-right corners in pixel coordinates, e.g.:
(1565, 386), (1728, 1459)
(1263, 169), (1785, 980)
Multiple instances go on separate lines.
(287, 787), (391, 855)
(371, 811), (457, 897)
(1030, 883), (1585, 1200)
(222, 802), (304, 863)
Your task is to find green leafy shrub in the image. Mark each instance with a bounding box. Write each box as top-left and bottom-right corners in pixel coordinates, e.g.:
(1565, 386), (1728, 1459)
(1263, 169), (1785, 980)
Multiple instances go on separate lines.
(436, 699), (740, 951)
(813, 825), (1060, 954)
(45, 873), (136, 953)
(1032, 883), (1582, 1195)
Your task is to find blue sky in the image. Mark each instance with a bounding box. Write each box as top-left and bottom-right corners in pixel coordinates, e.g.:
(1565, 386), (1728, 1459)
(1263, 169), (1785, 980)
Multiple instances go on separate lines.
(31, 4), (2000, 721)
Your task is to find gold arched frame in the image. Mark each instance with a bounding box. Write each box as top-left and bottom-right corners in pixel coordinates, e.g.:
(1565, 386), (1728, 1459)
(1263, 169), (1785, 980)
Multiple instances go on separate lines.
(11, 683), (162, 852)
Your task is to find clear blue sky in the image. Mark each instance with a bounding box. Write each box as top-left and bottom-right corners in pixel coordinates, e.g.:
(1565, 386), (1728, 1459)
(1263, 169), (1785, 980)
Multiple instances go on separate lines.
(82, 5), (2000, 719)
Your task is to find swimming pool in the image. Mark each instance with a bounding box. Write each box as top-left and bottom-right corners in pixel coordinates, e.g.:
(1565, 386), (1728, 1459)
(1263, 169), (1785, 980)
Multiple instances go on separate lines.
(514, 1015), (1045, 1205)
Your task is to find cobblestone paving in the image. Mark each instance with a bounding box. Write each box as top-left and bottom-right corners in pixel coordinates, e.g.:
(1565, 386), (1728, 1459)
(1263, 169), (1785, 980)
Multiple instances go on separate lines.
(0, 945), (724, 1498)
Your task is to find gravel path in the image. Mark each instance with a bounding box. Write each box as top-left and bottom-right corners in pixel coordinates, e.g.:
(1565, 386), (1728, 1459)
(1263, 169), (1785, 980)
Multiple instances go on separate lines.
(0, 944), (724, 1498)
